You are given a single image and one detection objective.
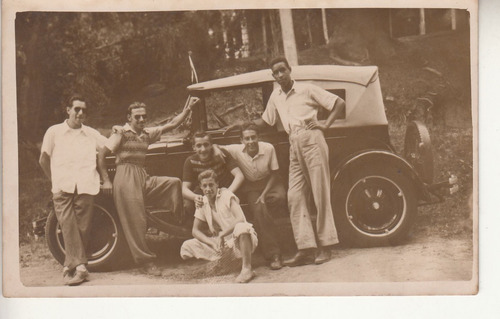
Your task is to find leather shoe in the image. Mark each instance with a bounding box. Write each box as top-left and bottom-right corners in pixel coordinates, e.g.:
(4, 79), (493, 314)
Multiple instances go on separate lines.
(67, 269), (89, 286)
(269, 254), (283, 270)
(62, 268), (72, 285)
(283, 250), (315, 267)
(314, 248), (331, 265)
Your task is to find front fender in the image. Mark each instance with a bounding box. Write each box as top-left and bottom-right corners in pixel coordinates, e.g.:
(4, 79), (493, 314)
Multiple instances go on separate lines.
(332, 150), (431, 202)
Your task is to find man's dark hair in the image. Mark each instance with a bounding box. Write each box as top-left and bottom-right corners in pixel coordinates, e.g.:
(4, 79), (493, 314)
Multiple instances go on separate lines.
(269, 56), (292, 71)
(191, 131), (212, 146)
(240, 123), (260, 138)
(68, 94), (86, 107)
(198, 169), (218, 183)
(127, 102), (147, 116)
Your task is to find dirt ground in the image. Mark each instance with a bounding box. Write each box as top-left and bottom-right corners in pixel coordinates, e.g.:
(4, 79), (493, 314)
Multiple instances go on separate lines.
(19, 226), (473, 287)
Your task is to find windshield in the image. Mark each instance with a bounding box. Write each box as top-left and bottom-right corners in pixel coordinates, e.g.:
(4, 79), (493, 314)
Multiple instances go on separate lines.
(204, 87), (265, 130)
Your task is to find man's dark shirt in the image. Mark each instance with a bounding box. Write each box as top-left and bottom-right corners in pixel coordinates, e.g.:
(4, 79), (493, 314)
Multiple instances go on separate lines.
(182, 148), (238, 188)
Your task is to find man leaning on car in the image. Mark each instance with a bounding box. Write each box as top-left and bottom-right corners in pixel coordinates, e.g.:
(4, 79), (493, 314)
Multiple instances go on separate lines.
(228, 57), (346, 266)
(217, 124), (287, 270)
(98, 98), (199, 275)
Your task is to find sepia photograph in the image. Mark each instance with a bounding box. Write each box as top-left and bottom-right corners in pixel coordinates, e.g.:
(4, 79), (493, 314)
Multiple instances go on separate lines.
(3, 0), (478, 298)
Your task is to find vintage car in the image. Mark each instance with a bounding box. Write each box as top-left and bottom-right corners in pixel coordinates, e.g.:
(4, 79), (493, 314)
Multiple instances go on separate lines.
(42, 65), (457, 270)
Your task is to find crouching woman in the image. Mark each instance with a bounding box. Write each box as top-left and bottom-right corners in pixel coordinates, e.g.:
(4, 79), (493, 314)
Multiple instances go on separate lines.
(180, 169), (258, 283)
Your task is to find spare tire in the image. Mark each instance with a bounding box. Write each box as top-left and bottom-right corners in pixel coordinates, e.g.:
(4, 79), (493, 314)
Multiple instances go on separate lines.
(403, 121), (434, 184)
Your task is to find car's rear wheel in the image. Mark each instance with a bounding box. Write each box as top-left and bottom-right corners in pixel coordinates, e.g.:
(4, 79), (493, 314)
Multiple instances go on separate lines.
(45, 202), (130, 271)
(404, 120), (434, 184)
(333, 164), (417, 247)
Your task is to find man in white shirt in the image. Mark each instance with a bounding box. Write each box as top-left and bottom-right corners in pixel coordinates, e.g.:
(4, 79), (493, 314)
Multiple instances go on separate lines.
(220, 124), (286, 270)
(227, 57), (346, 266)
(39, 94), (107, 285)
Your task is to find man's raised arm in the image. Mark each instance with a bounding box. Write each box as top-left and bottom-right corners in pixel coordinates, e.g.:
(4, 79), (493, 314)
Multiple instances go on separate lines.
(158, 97), (200, 134)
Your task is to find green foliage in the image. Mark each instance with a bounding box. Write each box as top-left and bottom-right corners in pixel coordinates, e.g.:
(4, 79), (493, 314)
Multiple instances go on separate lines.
(16, 11), (215, 140)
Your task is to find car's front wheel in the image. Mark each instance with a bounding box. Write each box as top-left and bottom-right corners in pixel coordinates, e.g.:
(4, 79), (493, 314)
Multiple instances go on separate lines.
(332, 164), (417, 247)
(45, 202), (130, 271)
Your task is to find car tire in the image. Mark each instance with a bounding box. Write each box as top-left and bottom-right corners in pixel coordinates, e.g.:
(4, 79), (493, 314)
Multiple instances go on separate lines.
(332, 164), (417, 247)
(45, 201), (130, 271)
(404, 120), (434, 184)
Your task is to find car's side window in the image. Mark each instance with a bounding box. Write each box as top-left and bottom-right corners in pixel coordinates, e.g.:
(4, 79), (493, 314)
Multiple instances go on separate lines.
(317, 89), (346, 121)
(205, 87), (265, 130)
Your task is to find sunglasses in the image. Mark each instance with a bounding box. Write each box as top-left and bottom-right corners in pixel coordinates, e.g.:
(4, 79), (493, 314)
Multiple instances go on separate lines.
(134, 114), (147, 120)
(73, 107), (87, 114)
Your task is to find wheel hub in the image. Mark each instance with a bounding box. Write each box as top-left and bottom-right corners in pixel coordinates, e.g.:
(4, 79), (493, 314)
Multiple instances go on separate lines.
(346, 175), (407, 236)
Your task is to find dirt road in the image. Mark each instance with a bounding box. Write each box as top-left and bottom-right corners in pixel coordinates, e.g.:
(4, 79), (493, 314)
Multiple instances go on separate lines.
(20, 231), (473, 287)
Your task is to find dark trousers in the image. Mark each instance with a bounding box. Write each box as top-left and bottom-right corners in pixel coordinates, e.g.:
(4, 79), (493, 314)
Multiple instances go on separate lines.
(240, 176), (286, 259)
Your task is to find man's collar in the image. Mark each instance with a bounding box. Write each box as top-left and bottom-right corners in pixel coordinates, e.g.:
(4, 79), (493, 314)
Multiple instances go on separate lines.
(242, 142), (264, 157)
(278, 80), (296, 95)
(63, 120), (86, 134)
(123, 123), (135, 133)
(123, 123), (149, 135)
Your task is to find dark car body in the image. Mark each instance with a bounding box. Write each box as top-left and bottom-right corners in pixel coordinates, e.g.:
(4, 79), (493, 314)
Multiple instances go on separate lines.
(44, 65), (456, 270)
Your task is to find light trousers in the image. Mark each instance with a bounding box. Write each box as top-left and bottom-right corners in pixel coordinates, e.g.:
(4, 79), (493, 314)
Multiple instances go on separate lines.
(287, 128), (339, 250)
(52, 191), (94, 270)
(113, 163), (183, 264)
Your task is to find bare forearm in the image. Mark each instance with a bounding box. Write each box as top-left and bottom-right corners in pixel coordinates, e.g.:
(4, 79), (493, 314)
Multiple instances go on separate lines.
(182, 183), (198, 201)
(160, 108), (190, 133)
(192, 228), (215, 246)
(228, 170), (245, 193)
(324, 98), (346, 128)
(252, 117), (269, 129)
(217, 227), (234, 239)
(97, 147), (111, 183)
(39, 154), (51, 180)
(261, 172), (278, 195)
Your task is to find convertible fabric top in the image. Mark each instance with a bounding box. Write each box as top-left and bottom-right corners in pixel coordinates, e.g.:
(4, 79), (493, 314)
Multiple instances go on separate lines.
(187, 65), (379, 91)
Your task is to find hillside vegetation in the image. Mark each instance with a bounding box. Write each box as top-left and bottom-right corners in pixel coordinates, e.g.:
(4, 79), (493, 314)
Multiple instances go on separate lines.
(18, 30), (473, 243)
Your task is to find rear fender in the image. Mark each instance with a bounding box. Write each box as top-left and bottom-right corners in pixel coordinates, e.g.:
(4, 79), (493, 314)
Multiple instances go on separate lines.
(332, 150), (430, 202)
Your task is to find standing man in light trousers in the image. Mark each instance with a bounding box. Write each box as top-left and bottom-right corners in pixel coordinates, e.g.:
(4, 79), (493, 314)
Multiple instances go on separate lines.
(229, 57), (346, 266)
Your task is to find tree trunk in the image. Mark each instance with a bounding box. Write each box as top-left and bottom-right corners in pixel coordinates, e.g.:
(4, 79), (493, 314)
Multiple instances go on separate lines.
(261, 12), (268, 56)
(419, 8), (426, 35)
(240, 13), (250, 58)
(18, 17), (45, 142)
(221, 12), (229, 59)
(321, 9), (329, 45)
(451, 9), (457, 30)
(306, 11), (313, 47)
(278, 9), (298, 66)
(269, 10), (281, 58)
